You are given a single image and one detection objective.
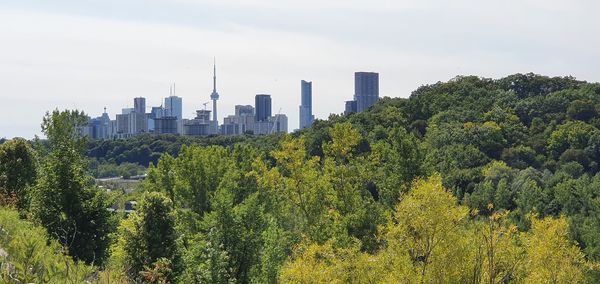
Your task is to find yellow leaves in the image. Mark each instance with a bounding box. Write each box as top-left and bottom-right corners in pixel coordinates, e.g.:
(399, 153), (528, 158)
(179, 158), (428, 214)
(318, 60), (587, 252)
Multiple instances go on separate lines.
(523, 215), (587, 283)
(280, 241), (386, 284)
(323, 122), (361, 160)
(279, 174), (592, 284)
(394, 175), (469, 234)
(272, 135), (307, 172)
(391, 175), (472, 283)
(482, 121), (501, 131)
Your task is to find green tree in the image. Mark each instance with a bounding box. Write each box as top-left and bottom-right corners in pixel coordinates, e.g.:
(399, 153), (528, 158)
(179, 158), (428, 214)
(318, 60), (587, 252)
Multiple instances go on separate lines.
(146, 145), (231, 216)
(0, 138), (37, 210)
(369, 126), (425, 208)
(30, 110), (113, 265)
(112, 191), (181, 282)
(568, 99), (597, 121)
(548, 121), (599, 158)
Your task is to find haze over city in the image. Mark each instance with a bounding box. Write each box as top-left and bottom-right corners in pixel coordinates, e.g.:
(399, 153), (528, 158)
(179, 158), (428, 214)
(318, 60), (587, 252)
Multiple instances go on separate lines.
(1, 0), (599, 138)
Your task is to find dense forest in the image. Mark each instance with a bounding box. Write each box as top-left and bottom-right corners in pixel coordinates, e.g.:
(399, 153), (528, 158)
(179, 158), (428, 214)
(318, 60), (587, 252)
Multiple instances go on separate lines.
(1, 73), (600, 283)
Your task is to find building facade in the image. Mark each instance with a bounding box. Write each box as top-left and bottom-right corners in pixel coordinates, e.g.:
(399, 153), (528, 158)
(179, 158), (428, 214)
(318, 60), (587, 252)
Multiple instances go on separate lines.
(154, 116), (178, 134)
(344, 100), (357, 115)
(164, 96), (182, 134)
(354, 72), (379, 112)
(299, 80), (314, 129)
(221, 105), (256, 135)
(134, 97), (146, 114)
(254, 114), (288, 135)
(255, 94), (272, 122)
(183, 110), (216, 136)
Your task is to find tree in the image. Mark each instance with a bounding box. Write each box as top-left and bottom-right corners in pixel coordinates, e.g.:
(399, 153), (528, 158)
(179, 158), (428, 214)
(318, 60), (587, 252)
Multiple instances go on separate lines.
(568, 100), (597, 121)
(474, 207), (523, 284)
(323, 122), (387, 252)
(523, 215), (587, 283)
(387, 175), (471, 283)
(30, 110), (113, 265)
(369, 126), (425, 208)
(145, 145), (232, 216)
(279, 241), (385, 284)
(547, 121), (599, 158)
(0, 138), (37, 210)
(258, 135), (336, 243)
(112, 192), (180, 282)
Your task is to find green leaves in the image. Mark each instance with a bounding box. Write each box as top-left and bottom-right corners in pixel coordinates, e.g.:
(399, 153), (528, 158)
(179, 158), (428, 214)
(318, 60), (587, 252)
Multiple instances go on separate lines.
(112, 192), (180, 282)
(30, 109), (113, 265)
(0, 138), (37, 209)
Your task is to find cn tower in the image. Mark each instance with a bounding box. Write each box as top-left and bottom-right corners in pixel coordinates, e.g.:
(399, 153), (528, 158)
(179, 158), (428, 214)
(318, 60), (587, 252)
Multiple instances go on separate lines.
(210, 58), (219, 123)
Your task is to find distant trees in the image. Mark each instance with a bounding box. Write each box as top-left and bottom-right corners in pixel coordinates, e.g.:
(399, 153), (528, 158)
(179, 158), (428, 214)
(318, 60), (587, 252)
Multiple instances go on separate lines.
(568, 100), (598, 121)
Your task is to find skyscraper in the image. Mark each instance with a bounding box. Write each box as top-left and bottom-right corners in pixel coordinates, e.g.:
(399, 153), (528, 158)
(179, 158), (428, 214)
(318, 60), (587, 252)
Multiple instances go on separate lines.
(299, 80), (314, 129)
(235, 105), (255, 116)
(164, 96), (182, 120)
(344, 100), (357, 115)
(164, 93), (182, 134)
(354, 72), (379, 112)
(255, 94), (272, 122)
(210, 58), (219, 124)
(222, 105), (255, 135)
(134, 97), (146, 114)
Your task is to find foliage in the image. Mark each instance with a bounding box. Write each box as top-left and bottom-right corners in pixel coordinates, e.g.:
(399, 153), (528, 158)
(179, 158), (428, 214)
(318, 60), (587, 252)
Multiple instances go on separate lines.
(0, 208), (93, 283)
(111, 191), (181, 282)
(30, 109), (114, 265)
(280, 177), (590, 284)
(0, 138), (37, 210)
(90, 161), (146, 179)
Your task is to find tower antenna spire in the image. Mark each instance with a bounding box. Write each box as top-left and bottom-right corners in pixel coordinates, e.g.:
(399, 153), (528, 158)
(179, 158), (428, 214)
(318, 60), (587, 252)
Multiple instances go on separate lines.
(213, 57), (217, 92)
(210, 57), (220, 130)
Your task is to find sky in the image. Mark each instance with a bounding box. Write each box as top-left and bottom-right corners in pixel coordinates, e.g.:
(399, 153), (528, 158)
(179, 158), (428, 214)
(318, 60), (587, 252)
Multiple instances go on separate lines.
(1, 0), (599, 139)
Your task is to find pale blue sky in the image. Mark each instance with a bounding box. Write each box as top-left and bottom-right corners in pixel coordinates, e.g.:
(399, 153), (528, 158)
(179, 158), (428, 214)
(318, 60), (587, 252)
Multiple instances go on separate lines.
(1, 0), (599, 138)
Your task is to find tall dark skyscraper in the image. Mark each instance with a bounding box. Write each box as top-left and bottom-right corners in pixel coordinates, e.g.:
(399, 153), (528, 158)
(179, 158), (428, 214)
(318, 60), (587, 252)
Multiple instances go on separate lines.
(134, 97), (146, 114)
(255, 94), (272, 122)
(354, 72), (379, 112)
(299, 80), (314, 129)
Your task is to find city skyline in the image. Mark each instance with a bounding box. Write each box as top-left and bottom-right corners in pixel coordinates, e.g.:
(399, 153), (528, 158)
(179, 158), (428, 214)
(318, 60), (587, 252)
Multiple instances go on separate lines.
(71, 67), (381, 135)
(2, 0), (600, 138)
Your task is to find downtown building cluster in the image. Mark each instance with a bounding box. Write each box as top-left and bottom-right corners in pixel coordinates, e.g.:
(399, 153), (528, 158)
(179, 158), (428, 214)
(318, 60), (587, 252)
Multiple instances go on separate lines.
(81, 65), (379, 140)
